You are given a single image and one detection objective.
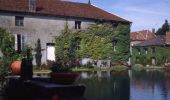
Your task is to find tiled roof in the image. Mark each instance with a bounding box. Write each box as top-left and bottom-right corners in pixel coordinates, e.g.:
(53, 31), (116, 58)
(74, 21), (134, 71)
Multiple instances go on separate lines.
(134, 35), (166, 47)
(0, 0), (130, 23)
(131, 30), (155, 41)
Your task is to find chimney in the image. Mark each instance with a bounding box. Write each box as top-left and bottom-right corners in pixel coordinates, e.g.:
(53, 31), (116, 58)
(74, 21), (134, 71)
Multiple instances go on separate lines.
(29, 0), (36, 12)
(166, 32), (170, 44)
(152, 28), (155, 34)
(88, 0), (91, 5)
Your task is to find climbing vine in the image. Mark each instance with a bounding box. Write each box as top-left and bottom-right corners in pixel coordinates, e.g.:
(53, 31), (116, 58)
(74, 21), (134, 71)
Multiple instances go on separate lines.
(55, 23), (130, 64)
(131, 46), (170, 66)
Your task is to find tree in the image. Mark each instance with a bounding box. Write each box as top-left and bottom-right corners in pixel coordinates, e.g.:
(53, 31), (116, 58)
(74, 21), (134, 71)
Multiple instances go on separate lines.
(35, 38), (42, 69)
(156, 20), (169, 35)
(0, 27), (16, 89)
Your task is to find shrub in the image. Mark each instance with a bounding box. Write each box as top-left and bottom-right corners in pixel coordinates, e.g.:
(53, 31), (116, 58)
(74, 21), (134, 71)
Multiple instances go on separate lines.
(132, 64), (144, 71)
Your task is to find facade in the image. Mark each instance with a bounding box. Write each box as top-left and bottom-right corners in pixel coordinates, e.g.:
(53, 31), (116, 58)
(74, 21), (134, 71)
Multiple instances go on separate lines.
(130, 30), (155, 46)
(0, 0), (130, 64)
(131, 32), (170, 66)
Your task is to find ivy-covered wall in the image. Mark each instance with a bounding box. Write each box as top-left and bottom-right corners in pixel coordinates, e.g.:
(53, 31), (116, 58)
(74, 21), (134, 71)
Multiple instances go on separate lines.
(131, 46), (170, 66)
(55, 23), (130, 63)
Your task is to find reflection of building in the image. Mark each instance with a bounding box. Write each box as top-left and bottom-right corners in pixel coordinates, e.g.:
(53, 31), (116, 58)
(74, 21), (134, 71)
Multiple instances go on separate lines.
(131, 71), (170, 100)
(0, 0), (129, 64)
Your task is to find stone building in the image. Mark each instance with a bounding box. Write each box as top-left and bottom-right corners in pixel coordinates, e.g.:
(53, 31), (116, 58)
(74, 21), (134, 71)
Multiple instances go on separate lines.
(131, 31), (170, 66)
(0, 0), (130, 64)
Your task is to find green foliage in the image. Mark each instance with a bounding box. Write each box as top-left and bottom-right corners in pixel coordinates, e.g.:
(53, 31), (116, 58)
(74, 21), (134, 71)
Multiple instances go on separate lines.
(131, 46), (170, 66)
(111, 65), (128, 71)
(35, 38), (42, 69)
(112, 24), (130, 62)
(156, 20), (169, 35)
(55, 23), (130, 64)
(77, 24), (115, 59)
(131, 64), (144, 71)
(55, 22), (77, 62)
(0, 27), (16, 87)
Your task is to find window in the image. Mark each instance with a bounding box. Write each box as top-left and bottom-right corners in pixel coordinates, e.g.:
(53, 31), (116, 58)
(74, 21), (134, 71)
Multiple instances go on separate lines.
(136, 57), (140, 63)
(15, 16), (24, 26)
(75, 21), (81, 29)
(15, 34), (25, 53)
(151, 47), (156, 54)
(75, 37), (81, 50)
(137, 48), (141, 55)
(112, 40), (117, 51)
(144, 48), (148, 54)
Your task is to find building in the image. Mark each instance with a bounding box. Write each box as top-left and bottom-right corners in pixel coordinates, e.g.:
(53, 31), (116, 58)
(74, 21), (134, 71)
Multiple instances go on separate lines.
(131, 31), (170, 66)
(0, 0), (130, 64)
(130, 30), (155, 46)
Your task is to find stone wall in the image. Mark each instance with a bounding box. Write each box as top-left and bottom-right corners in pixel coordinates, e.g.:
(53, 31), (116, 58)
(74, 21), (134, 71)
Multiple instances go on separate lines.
(0, 12), (95, 64)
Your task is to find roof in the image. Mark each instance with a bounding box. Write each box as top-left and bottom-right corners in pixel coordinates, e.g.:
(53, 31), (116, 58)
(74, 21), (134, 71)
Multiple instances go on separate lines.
(130, 30), (155, 41)
(0, 0), (130, 23)
(134, 35), (166, 47)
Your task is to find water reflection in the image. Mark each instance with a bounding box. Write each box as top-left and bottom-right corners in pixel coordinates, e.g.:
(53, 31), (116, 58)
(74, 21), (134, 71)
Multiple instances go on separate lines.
(79, 70), (170, 100)
(130, 70), (170, 100)
(79, 71), (130, 100)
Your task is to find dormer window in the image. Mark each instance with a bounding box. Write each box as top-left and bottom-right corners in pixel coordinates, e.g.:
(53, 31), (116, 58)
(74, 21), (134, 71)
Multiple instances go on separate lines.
(15, 16), (24, 26)
(75, 21), (81, 29)
(29, 0), (36, 12)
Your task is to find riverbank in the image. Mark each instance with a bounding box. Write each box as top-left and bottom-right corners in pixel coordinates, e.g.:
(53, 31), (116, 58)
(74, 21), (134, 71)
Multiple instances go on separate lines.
(33, 65), (170, 75)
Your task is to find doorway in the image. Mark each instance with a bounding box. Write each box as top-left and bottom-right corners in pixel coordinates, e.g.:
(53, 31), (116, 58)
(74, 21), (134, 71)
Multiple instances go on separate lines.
(46, 43), (55, 61)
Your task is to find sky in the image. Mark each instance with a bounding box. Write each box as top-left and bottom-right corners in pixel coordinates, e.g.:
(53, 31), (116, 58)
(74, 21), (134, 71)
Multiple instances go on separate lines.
(64, 0), (170, 32)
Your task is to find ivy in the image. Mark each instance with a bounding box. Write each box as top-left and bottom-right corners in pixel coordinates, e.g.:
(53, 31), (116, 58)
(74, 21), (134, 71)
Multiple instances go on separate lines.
(131, 46), (170, 66)
(55, 23), (130, 63)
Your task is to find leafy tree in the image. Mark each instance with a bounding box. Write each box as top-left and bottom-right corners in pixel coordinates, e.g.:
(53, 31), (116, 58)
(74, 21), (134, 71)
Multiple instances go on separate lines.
(0, 27), (16, 88)
(35, 38), (42, 69)
(156, 20), (169, 35)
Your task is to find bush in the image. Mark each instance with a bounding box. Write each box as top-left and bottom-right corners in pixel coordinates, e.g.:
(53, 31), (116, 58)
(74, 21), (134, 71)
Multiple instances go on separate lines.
(111, 65), (128, 71)
(132, 64), (144, 71)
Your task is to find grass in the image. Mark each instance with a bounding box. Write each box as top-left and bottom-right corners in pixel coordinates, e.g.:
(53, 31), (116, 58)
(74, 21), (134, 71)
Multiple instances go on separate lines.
(33, 70), (51, 74)
(33, 65), (168, 74)
(111, 65), (129, 71)
(33, 66), (129, 74)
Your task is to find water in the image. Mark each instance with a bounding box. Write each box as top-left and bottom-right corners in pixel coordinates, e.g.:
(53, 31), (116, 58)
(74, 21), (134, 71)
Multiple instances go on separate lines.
(78, 70), (170, 100)
(1, 70), (170, 100)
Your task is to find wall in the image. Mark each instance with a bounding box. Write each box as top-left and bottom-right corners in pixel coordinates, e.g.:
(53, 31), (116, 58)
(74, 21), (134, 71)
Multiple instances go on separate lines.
(131, 46), (170, 66)
(0, 12), (95, 64)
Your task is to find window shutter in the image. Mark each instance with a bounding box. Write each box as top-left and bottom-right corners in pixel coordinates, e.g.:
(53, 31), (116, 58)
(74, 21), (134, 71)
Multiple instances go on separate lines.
(14, 34), (18, 51)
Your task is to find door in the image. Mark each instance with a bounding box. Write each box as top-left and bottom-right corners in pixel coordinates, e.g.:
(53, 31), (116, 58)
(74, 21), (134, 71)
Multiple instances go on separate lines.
(46, 43), (55, 61)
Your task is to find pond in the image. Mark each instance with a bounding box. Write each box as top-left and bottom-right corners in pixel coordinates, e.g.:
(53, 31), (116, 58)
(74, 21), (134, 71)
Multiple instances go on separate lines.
(1, 70), (170, 100)
(78, 70), (170, 100)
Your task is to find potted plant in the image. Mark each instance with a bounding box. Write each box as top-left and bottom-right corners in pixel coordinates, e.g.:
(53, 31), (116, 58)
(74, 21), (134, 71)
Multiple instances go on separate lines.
(50, 57), (80, 84)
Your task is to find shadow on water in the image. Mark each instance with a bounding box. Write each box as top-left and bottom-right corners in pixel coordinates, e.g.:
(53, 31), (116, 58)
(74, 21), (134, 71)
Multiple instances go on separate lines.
(78, 71), (130, 100)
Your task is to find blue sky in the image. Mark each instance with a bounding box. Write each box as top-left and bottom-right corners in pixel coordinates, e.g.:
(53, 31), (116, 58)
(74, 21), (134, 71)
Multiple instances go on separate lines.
(65, 0), (170, 32)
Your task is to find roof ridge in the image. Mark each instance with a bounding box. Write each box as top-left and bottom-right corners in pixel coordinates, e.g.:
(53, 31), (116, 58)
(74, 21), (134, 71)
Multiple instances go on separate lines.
(90, 4), (129, 22)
